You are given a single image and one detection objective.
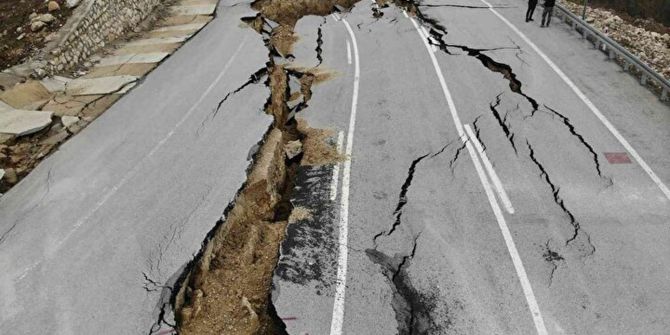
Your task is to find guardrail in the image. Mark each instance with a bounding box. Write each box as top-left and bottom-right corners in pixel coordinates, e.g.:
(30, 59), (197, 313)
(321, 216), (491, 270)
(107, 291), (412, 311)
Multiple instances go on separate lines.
(554, 4), (670, 101)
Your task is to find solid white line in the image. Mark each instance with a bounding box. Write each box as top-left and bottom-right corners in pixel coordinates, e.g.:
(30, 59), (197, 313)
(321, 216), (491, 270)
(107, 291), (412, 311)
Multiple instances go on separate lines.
(464, 124), (515, 214)
(16, 36), (250, 282)
(408, 16), (548, 335)
(408, 18), (464, 136)
(330, 18), (359, 335)
(480, 0), (670, 201)
(346, 40), (352, 65)
(403, 10), (409, 18)
(330, 131), (345, 201)
(333, 13), (341, 21)
(462, 134), (548, 335)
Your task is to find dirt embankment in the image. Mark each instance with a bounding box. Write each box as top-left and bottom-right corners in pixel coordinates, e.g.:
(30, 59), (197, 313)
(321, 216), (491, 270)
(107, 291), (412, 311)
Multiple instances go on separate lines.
(173, 1), (353, 334)
(0, 0), (74, 71)
(570, 0), (670, 26)
(562, 0), (670, 79)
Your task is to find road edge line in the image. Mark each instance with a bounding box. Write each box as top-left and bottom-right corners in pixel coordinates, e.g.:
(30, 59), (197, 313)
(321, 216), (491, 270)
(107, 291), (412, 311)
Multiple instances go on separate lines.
(480, 0), (670, 201)
(330, 131), (345, 201)
(329, 18), (360, 335)
(408, 16), (548, 335)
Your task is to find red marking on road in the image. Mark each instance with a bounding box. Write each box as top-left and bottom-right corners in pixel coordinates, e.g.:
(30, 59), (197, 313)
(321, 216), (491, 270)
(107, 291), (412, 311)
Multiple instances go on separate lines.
(604, 152), (632, 164)
(281, 316), (298, 321)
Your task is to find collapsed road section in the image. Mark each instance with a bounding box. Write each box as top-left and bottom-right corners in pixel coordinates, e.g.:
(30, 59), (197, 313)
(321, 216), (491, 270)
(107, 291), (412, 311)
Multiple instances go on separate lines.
(170, 1), (357, 334)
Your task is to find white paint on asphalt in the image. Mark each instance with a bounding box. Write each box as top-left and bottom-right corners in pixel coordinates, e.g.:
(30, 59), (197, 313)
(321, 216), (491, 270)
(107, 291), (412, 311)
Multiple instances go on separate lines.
(462, 130), (548, 335)
(480, 0), (670, 202)
(464, 124), (515, 214)
(403, 10), (409, 18)
(409, 16), (548, 335)
(15, 37), (250, 283)
(330, 18), (360, 335)
(330, 131), (345, 201)
(346, 40), (352, 65)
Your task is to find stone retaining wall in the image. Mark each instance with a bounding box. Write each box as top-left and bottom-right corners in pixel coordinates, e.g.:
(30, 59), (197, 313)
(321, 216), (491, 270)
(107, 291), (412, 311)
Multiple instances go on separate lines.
(44, 0), (162, 74)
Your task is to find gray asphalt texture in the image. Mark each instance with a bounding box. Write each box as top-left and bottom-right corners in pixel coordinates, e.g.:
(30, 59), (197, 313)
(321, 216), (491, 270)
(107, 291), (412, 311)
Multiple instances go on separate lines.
(2, 0), (670, 334)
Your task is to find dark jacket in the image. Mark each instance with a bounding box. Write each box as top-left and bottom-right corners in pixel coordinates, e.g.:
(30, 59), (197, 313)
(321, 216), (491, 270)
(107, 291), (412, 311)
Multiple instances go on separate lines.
(544, 0), (555, 7)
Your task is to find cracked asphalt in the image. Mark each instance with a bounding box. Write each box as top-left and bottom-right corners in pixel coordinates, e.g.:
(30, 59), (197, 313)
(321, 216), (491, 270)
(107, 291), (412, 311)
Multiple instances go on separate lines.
(1, 0), (670, 334)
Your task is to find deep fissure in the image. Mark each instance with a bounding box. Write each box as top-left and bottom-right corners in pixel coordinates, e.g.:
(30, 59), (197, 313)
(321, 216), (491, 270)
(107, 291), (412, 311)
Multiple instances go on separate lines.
(169, 1), (360, 333)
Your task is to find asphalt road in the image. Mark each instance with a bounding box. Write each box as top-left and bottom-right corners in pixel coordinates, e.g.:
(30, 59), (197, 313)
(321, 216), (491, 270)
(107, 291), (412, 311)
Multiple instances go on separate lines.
(2, 0), (670, 334)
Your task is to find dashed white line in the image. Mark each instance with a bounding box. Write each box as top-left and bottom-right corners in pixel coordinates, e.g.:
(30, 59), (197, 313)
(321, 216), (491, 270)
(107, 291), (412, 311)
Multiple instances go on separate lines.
(330, 18), (360, 335)
(480, 0), (670, 202)
(464, 124), (515, 214)
(462, 129), (548, 335)
(346, 40), (352, 65)
(408, 16), (548, 335)
(330, 131), (345, 201)
(15, 36), (250, 283)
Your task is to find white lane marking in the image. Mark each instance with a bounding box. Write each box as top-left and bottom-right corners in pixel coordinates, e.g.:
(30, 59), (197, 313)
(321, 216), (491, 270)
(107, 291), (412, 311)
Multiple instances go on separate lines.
(346, 40), (352, 65)
(333, 13), (341, 21)
(480, 0), (670, 202)
(330, 18), (360, 335)
(420, 26), (437, 53)
(403, 10), (409, 18)
(464, 124), (515, 214)
(330, 131), (345, 201)
(408, 16), (548, 335)
(462, 131), (548, 335)
(15, 36), (250, 283)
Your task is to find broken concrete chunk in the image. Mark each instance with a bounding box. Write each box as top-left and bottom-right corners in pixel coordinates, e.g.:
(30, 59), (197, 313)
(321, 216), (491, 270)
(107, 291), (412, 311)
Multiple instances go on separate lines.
(170, 4), (217, 16)
(61, 115), (80, 129)
(150, 22), (207, 33)
(65, 75), (138, 96)
(0, 100), (12, 111)
(40, 76), (72, 93)
(123, 36), (189, 47)
(283, 140), (303, 159)
(96, 52), (170, 67)
(0, 109), (53, 137)
(0, 81), (52, 109)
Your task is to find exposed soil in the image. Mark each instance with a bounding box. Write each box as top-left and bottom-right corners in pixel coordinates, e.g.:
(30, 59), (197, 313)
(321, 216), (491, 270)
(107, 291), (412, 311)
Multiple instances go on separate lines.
(0, 0), (74, 71)
(297, 118), (344, 166)
(173, 1), (358, 333)
(561, 0), (670, 79)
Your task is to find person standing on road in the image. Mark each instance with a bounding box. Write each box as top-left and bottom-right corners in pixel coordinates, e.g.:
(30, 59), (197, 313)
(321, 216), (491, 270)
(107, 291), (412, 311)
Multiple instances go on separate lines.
(526, 0), (538, 22)
(541, 0), (555, 27)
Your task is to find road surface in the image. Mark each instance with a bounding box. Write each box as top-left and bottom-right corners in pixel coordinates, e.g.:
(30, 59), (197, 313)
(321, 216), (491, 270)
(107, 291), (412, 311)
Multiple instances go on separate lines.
(1, 0), (669, 334)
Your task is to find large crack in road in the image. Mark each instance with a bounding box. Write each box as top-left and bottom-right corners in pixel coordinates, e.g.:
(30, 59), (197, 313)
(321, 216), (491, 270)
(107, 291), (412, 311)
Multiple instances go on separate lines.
(380, 0), (602, 288)
(162, 1), (359, 334)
